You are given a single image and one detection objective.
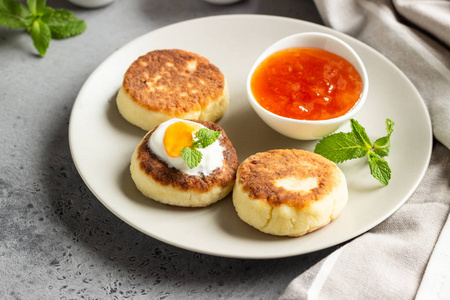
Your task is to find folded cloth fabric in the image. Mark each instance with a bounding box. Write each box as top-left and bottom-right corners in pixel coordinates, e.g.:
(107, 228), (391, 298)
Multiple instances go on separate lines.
(392, 0), (450, 49)
(280, 1), (450, 299)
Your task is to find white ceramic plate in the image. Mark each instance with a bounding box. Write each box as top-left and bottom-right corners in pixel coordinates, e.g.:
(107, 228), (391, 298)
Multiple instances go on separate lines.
(69, 15), (432, 259)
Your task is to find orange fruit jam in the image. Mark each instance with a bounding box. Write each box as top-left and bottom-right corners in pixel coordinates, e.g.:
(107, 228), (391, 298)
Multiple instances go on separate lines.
(250, 47), (363, 120)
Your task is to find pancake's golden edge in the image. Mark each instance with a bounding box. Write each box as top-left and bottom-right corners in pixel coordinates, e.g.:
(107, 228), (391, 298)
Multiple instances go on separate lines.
(117, 81), (229, 131)
(232, 149), (348, 237)
(130, 120), (238, 207)
(116, 49), (229, 131)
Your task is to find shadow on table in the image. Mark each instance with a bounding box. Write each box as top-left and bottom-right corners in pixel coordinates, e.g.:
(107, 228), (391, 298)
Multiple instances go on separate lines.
(40, 103), (336, 298)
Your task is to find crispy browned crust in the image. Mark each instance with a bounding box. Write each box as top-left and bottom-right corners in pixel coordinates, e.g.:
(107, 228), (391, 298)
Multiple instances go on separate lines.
(237, 149), (339, 208)
(136, 120), (238, 192)
(122, 49), (225, 114)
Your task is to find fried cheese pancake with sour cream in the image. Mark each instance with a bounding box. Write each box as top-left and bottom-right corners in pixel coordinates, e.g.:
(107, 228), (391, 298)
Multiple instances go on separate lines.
(130, 120), (238, 207)
(117, 49), (229, 131)
(233, 149), (348, 237)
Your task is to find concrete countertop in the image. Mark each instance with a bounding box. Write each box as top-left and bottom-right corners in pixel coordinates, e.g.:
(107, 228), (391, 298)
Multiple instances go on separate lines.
(0, 0), (335, 298)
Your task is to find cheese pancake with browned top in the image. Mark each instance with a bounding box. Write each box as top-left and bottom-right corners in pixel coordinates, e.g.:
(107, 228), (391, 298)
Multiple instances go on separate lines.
(117, 49), (229, 131)
(233, 149), (348, 237)
(130, 120), (238, 207)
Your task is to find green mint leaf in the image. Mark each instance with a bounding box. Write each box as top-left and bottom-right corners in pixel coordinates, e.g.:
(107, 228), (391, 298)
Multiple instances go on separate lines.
(193, 128), (221, 149)
(1, 0), (87, 57)
(36, 0), (46, 12)
(30, 18), (51, 56)
(37, 5), (53, 18)
(350, 119), (372, 149)
(26, 0), (36, 14)
(315, 118), (395, 186)
(180, 128), (220, 169)
(373, 118), (395, 157)
(181, 147), (203, 169)
(367, 151), (391, 185)
(44, 9), (86, 39)
(0, 0), (31, 28)
(385, 118), (394, 135)
(373, 137), (390, 157)
(314, 131), (368, 163)
(27, 0), (45, 14)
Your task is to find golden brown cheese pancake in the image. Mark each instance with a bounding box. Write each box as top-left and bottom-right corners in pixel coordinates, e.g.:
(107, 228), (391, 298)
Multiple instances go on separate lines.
(233, 149), (348, 237)
(117, 49), (229, 131)
(130, 120), (238, 207)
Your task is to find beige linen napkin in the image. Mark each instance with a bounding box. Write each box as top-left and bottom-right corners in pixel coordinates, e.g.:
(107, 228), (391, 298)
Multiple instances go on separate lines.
(280, 1), (450, 299)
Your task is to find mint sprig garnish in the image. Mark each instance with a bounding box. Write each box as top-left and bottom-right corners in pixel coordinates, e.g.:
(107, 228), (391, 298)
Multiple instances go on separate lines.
(181, 147), (203, 169)
(367, 151), (391, 186)
(0, 0), (86, 56)
(181, 128), (221, 169)
(314, 118), (394, 185)
(373, 118), (394, 157)
(192, 128), (221, 148)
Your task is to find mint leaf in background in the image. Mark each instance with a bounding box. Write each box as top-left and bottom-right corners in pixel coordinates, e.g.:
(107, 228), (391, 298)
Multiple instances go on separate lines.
(0, 0), (31, 28)
(181, 147), (203, 169)
(367, 151), (391, 185)
(314, 131), (368, 163)
(0, 0), (86, 56)
(193, 128), (221, 149)
(27, 0), (46, 14)
(373, 118), (394, 157)
(350, 119), (372, 149)
(44, 9), (86, 39)
(30, 18), (51, 56)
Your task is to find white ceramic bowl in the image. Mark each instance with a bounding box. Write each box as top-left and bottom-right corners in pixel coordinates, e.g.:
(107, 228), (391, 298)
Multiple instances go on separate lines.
(67, 0), (114, 8)
(246, 32), (369, 140)
(202, 0), (243, 4)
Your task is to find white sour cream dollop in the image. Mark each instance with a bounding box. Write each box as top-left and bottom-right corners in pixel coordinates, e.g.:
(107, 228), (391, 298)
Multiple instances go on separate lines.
(148, 118), (225, 176)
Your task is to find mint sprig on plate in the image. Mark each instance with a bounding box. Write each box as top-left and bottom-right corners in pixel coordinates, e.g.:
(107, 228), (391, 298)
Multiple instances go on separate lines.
(314, 118), (394, 185)
(181, 128), (221, 169)
(0, 0), (87, 56)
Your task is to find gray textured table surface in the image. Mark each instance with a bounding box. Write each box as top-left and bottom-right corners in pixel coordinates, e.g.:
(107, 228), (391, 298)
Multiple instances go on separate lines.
(0, 0), (337, 299)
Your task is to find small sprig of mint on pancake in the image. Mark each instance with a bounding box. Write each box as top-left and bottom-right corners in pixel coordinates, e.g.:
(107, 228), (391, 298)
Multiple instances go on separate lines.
(314, 118), (394, 185)
(192, 128), (221, 149)
(181, 128), (221, 169)
(181, 147), (203, 170)
(0, 0), (86, 56)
